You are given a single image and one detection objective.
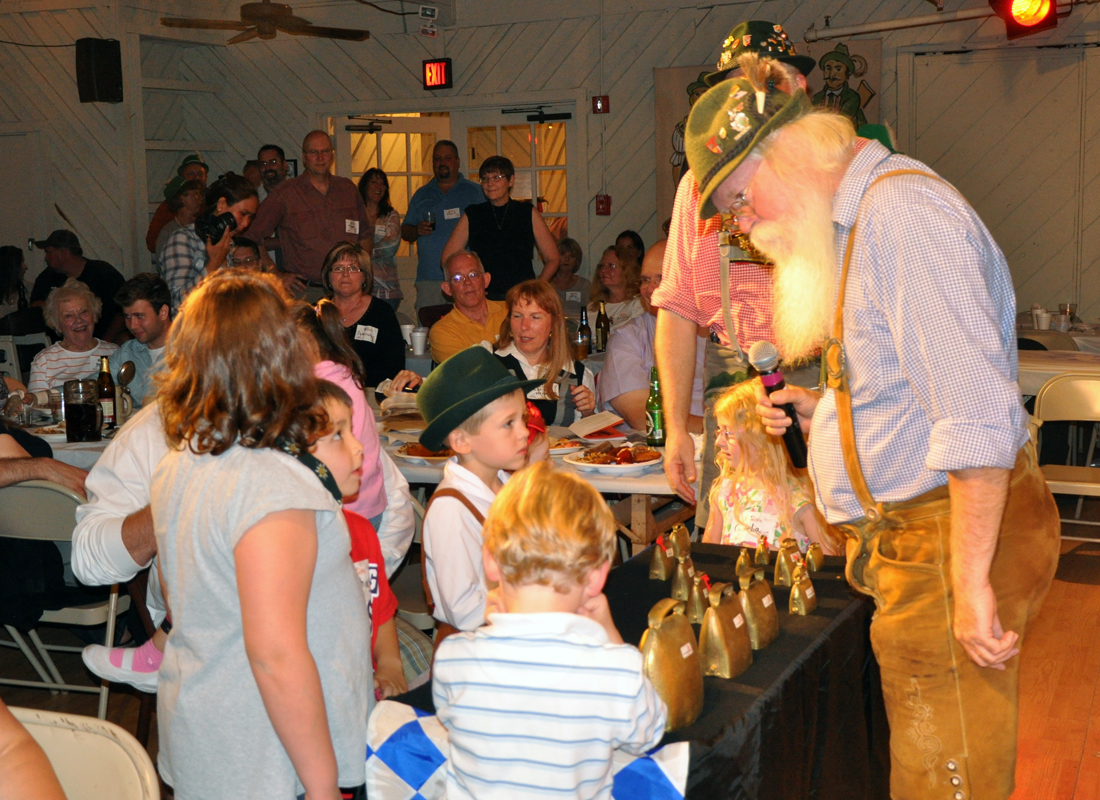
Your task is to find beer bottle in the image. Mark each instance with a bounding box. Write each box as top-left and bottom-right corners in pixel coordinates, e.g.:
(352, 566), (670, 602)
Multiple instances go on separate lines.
(595, 301), (611, 352)
(573, 307), (591, 360)
(97, 356), (116, 430)
(645, 366), (665, 447)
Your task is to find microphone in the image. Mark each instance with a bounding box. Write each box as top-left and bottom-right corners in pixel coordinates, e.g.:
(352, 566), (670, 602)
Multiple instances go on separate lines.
(747, 341), (808, 469)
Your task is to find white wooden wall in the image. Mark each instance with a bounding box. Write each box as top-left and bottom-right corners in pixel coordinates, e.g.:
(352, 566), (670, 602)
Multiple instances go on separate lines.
(2, 0), (1100, 317)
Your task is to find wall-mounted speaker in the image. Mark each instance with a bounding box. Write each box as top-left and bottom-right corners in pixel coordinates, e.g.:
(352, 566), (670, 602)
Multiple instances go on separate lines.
(75, 38), (123, 104)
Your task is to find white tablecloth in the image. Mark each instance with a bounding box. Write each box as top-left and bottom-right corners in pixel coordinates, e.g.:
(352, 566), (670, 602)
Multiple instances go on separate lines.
(1072, 334), (1100, 355)
(46, 439), (109, 470)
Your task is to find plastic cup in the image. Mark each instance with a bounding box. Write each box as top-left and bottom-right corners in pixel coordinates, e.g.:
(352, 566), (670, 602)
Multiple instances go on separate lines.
(410, 329), (429, 356)
(1036, 312), (1052, 330)
(400, 323), (415, 348)
(1052, 313), (1071, 332)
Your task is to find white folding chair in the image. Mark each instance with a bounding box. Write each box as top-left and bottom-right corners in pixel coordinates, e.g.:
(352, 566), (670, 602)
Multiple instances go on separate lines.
(1033, 373), (1100, 541)
(392, 496), (434, 632)
(0, 480), (130, 718)
(0, 335), (19, 383)
(9, 705), (159, 800)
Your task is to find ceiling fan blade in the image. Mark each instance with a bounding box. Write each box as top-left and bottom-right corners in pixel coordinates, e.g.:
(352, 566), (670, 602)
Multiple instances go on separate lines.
(161, 17), (252, 31)
(278, 24), (370, 41)
(275, 14), (315, 30)
(227, 28), (261, 44)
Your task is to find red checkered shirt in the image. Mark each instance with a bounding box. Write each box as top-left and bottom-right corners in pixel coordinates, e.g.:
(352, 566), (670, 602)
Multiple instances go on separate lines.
(651, 169), (775, 349)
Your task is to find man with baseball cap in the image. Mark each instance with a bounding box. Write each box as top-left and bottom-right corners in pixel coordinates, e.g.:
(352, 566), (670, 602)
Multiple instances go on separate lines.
(144, 154), (208, 254)
(689, 54), (1058, 799)
(30, 229), (125, 342)
(652, 20), (816, 525)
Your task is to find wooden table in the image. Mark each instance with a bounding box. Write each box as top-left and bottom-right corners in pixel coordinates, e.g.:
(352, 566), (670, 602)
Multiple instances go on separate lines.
(1017, 350), (1100, 395)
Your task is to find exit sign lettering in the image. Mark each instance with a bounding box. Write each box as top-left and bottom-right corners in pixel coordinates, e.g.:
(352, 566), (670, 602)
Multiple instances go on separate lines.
(422, 58), (453, 90)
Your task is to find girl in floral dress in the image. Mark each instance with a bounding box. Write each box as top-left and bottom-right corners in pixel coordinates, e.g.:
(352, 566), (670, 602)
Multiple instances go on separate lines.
(702, 379), (826, 552)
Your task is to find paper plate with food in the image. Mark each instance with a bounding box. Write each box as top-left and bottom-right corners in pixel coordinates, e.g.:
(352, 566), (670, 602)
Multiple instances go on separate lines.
(548, 436), (584, 455)
(31, 423), (68, 442)
(563, 443), (663, 476)
(392, 441), (454, 465)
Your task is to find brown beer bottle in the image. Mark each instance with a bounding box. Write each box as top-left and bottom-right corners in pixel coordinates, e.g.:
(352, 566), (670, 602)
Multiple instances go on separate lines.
(573, 307), (591, 360)
(595, 301), (611, 352)
(97, 356), (116, 430)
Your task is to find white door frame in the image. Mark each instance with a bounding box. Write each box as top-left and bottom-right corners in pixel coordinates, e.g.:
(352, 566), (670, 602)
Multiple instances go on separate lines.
(0, 125), (48, 282)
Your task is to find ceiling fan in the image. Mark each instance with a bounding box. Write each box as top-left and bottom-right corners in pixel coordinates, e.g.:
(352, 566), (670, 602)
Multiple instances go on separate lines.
(161, 0), (370, 45)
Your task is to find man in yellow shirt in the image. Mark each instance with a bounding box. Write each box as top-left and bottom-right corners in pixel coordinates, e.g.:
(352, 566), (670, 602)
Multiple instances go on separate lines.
(429, 252), (509, 363)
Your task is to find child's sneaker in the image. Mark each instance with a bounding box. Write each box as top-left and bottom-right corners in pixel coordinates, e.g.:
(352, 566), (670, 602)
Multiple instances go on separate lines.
(81, 638), (162, 694)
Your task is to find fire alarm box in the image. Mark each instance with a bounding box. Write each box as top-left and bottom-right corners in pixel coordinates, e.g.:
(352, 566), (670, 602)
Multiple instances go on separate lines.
(592, 95), (609, 114)
(595, 194), (611, 216)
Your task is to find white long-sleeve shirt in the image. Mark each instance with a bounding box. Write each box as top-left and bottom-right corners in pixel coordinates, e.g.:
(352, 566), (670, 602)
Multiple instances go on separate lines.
(422, 458), (508, 631)
(72, 403), (416, 616)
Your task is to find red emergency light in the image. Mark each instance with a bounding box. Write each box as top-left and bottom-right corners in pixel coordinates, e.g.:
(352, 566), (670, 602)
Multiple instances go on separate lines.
(422, 58), (453, 90)
(988, 0), (1058, 39)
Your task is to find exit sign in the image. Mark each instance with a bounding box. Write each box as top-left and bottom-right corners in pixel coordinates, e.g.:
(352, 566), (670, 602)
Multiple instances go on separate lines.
(422, 58), (453, 90)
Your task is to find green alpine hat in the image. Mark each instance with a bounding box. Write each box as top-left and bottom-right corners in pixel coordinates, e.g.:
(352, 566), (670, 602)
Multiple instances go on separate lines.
(687, 57), (812, 219)
(417, 346), (543, 452)
(177, 153), (209, 175)
(163, 175), (189, 201)
(819, 42), (856, 75)
(707, 20), (816, 86)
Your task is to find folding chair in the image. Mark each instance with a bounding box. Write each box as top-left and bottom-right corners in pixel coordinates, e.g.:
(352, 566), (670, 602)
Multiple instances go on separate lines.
(9, 705), (159, 800)
(0, 336), (19, 383)
(1018, 330), (1079, 352)
(0, 480), (130, 718)
(1033, 373), (1100, 542)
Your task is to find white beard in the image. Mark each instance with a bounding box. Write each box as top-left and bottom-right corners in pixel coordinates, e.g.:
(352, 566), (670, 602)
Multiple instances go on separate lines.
(750, 189), (838, 361)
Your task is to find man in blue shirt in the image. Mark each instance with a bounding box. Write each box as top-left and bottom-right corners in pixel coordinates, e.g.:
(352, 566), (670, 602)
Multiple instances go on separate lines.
(402, 141), (484, 311)
(113, 273), (172, 408)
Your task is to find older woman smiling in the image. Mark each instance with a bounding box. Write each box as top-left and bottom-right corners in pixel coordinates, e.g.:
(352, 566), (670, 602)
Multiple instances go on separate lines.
(28, 278), (119, 393)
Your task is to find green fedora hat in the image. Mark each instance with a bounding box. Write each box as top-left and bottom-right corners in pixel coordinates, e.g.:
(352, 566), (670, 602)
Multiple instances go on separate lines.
(819, 42), (855, 75)
(163, 175), (189, 202)
(707, 20), (816, 86)
(417, 346), (543, 451)
(687, 56), (812, 219)
(177, 153), (209, 174)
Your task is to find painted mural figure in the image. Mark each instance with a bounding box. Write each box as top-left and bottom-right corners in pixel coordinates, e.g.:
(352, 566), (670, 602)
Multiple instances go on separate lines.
(811, 43), (869, 128)
(670, 73), (709, 183)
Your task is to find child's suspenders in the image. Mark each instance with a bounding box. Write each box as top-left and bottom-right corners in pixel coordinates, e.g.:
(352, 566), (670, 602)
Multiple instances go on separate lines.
(422, 489), (486, 651)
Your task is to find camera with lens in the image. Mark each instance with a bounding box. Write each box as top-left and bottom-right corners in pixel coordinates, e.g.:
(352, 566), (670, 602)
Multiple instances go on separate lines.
(194, 211), (237, 244)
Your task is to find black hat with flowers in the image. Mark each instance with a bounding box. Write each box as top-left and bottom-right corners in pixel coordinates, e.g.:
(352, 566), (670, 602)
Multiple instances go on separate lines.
(707, 20), (816, 86)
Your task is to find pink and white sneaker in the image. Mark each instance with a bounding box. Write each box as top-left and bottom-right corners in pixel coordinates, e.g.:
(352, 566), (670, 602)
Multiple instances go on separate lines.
(81, 638), (162, 694)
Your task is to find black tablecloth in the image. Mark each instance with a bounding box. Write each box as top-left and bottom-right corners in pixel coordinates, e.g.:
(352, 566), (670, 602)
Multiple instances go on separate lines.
(395, 543), (890, 800)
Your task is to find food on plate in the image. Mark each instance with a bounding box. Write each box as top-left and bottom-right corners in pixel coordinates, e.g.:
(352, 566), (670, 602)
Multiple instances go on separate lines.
(33, 425), (66, 436)
(577, 443), (661, 465)
(399, 442), (454, 459)
(549, 437), (578, 450)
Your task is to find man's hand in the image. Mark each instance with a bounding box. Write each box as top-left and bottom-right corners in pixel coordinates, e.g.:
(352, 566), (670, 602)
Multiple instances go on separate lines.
(40, 459), (88, 497)
(389, 370), (423, 393)
(416, 220), (433, 237)
(276, 272), (307, 296)
(663, 427), (697, 504)
(755, 384), (819, 438)
(953, 579), (1019, 669)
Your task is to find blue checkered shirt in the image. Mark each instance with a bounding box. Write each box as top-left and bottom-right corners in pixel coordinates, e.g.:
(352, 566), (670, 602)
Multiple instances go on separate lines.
(808, 141), (1027, 524)
(159, 224), (207, 311)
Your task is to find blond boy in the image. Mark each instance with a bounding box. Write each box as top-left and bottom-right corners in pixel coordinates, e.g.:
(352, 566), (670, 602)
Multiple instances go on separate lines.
(431, 461), (667, 800)
(417, 346), (542, 631)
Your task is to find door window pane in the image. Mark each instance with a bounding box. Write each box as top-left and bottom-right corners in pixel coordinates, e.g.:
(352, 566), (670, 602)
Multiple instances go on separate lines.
(501, 125), (532, 168)
(350, 133), (378, 175)
(538, 170), (567, 213)
(536, 123), (566, 166)
(467, 127), (496, 173)
(388, 178), (410, 221)
(380, 133), (407, 173)
(411, 133), (436, 174)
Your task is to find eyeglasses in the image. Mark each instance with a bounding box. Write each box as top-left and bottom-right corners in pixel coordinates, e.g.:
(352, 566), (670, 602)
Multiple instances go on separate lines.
(480, 173), (507, 184)
(449, 270), (483, 284)
(331, 265), (363, 275)
(596, 262), (622, 271)
(231, 255), (260, 267)
(716, 427), (738, 441)
(304, 148), (333, 157)
(729, 191), (751, 214)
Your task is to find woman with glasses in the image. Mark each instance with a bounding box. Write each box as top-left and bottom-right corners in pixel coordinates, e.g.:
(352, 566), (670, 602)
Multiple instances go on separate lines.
(321, 242), (405, 387)
(589, 244), (644, 333)
(358, 168), (403, 311)
(441, 155), (561, 302)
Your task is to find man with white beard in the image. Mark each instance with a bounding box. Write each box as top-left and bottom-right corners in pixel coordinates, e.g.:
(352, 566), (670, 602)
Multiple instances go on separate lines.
(685, 55), (1059, 800)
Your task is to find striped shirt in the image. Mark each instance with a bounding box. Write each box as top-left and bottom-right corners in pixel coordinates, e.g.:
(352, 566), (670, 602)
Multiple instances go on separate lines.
(433, 612), (666, 800)
(651, 169), (775, 348)
(808, 140), (1027, 523)
(159, 224), (206, 311)
(28, 340), (119, 393)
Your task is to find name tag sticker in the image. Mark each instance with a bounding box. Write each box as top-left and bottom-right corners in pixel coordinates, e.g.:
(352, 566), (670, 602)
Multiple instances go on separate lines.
(566, 291), (581, 303)
(374, 224), (386, 238)
(444, 207), (460, 220)
(806, 587), (815, 598)
(354, 325), (378, 343)
(733, 614), (744, 628)
(680, 643), (693, 659)
(346, 219), (360, 234)
(762, 594), (773, 608)
(687, 565), (694, 577)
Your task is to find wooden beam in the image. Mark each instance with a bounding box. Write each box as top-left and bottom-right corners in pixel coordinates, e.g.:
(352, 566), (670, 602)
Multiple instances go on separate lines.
(141, 78), (222, 93)
(144, 139), (224, 151)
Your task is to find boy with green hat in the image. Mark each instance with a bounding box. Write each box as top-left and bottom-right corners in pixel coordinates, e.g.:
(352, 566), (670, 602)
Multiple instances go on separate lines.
(416, 346), (543, 635)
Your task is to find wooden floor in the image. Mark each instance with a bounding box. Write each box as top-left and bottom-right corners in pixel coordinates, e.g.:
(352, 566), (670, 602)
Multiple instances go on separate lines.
(2, 520), (1100, 798)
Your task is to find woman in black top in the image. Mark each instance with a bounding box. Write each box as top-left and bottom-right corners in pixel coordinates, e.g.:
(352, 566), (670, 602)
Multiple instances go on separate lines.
(441, 155), (560, 301)
(320, 242), (406, 387)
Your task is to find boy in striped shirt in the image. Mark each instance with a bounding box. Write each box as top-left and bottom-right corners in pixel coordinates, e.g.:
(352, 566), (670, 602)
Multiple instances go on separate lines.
(432, 461), (667, 800)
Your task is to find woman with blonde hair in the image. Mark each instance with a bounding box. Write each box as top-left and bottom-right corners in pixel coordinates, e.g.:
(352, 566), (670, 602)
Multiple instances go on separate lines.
(589, 244), (644, 333)
(701, 379), (827, 552)
(494, 279), (596, 426)
(153, 270), (370, 800)
(28, 278), (118, 393)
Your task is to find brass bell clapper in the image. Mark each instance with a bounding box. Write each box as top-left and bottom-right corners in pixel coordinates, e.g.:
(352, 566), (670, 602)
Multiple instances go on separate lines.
(699, 581), (753, 679)
(736, 546), (779, 650)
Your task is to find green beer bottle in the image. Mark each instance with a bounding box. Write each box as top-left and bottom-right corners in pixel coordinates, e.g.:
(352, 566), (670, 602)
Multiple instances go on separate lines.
(645, 366), (665, 447)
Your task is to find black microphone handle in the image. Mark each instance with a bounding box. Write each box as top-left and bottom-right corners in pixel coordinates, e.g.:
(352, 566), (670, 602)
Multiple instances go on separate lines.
(760, 372), (808, 469)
